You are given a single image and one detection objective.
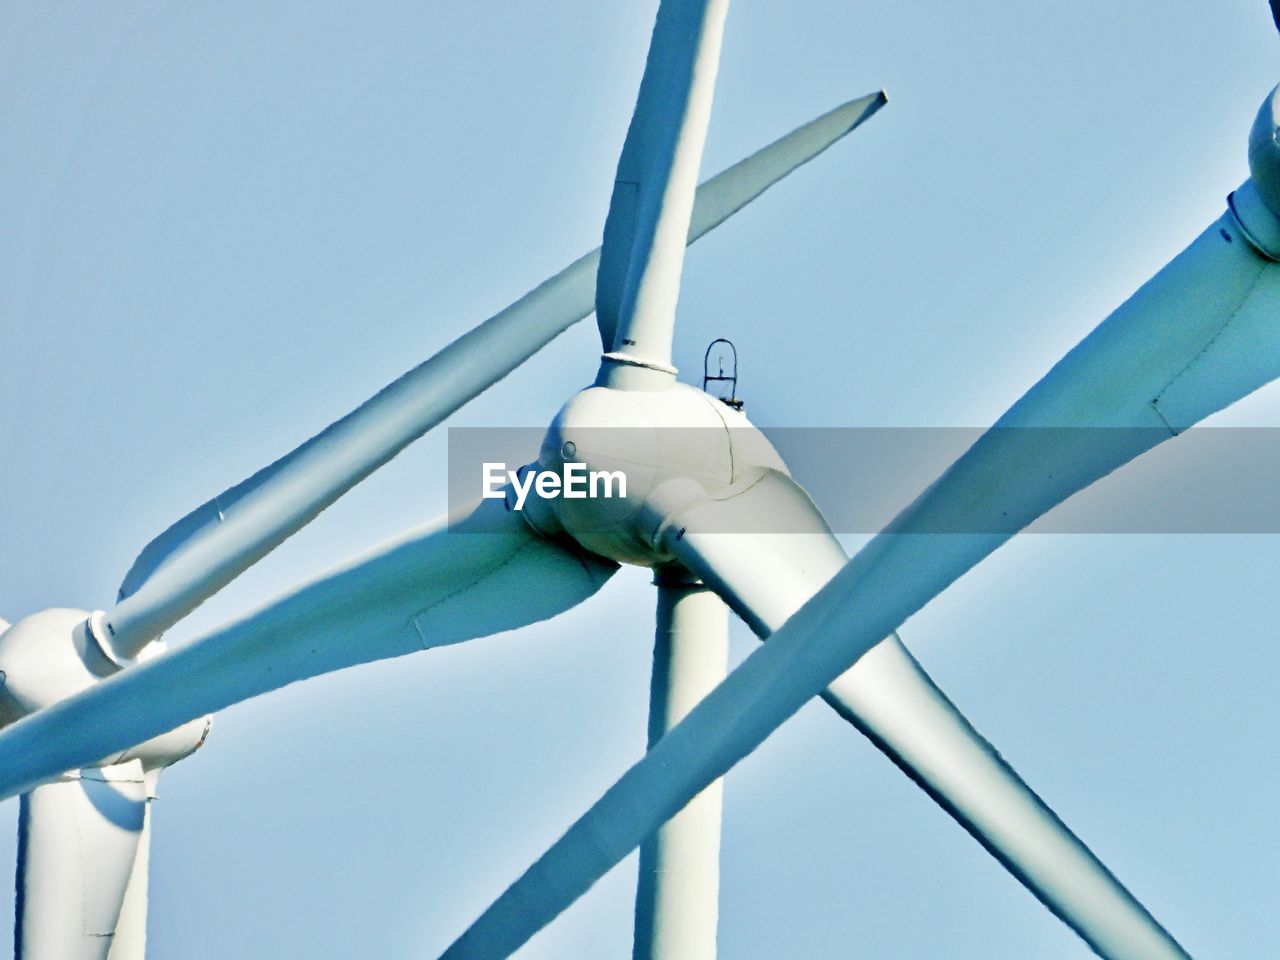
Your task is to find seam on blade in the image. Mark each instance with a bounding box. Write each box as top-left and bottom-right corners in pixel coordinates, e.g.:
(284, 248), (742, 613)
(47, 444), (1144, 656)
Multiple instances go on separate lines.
(409, 541), (532, 649)
(1151, 260), (1268, 433)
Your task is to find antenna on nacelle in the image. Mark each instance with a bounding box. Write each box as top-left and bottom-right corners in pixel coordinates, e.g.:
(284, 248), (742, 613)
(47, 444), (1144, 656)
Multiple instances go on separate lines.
(701, 338), (742, 410)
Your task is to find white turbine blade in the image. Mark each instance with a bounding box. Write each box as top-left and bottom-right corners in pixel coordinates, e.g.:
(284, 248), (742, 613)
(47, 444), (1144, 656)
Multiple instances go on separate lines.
(103, 722), (209, 960)
(435, 160), (1280, 958)
(16, 763), (148, 960)
(0, 496), (617, 801)
(663, 470), (1188, 959)
(104, 794), (151, 960)
(439, 471), (1191, 960)
(595, 0), (730, 376)
(685, 90), (885, 244)
(633, 572), (728, 960)
(103, 87), (886, 661)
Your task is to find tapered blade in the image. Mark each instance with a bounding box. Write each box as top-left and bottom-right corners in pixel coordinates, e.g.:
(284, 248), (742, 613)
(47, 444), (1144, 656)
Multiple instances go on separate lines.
(664, 468), (1187, 958)
(595, 0), (730, 370)
(0, 496), (617, 800)
(103, 784), (153, 960)
(104, 87), (886, 659)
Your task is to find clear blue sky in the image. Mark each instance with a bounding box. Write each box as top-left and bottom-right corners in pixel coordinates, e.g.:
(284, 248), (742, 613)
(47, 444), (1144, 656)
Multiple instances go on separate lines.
(2, 2), (1279, 957)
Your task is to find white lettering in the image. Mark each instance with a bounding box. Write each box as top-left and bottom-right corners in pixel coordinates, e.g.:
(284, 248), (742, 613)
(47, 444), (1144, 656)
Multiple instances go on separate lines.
(562, 461), (587, 498)
(510, 467), (536, 511)
(535, 470), (561, 499)
(482, 463), (508, 500)
(591, 469), (627, 499)
(481, 462), (628, 509)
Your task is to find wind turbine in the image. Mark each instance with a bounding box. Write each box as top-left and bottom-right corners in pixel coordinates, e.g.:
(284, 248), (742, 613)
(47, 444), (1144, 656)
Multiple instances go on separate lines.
(0, 7), (895, 953)
(0, 1), (1274, 960)
(435, 2), (1280, 957)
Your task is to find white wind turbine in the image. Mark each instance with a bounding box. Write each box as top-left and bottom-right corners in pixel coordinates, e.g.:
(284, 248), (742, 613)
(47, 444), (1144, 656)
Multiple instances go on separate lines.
(3, 2), (1279, 959)
(0, 5), (893, 954)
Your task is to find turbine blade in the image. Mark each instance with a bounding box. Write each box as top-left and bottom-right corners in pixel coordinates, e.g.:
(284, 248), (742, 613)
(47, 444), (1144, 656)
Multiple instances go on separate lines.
(436, 187), (1280, 958)
(684, 90), (885, 244)
(595, 0), (730, 375)
(103, 789), (152, 960)
(105, 87), (886, 660)
(102, 723), (207, 960)
(16, 764), (148, 960)
(0, 495), (617, 800)
(665, 470), (1187, 959)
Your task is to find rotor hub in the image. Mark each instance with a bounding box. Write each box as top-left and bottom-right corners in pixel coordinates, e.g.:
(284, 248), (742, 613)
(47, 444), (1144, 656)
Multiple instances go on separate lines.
(1249, 84), (1280, 218)
(0, 609), (118, 726)
(0, 610), (211, 774)
(527, 382), (788, 566)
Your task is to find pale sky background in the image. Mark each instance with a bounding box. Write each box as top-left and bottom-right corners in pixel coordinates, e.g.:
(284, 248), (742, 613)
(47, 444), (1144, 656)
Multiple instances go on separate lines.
(2, 2), (1280, 957)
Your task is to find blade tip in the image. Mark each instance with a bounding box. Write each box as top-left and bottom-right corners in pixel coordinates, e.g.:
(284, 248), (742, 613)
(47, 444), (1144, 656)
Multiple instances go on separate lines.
(844, 88), (889, 120)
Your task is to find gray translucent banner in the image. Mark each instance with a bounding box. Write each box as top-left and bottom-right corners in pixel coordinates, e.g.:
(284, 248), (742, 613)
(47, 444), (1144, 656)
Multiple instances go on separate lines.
(447, 427), (1280, 534)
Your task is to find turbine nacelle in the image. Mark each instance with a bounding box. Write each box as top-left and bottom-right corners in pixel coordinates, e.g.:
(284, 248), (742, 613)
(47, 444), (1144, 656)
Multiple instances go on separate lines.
(101, 714), (211, 779)
(0, 609), (120, 725)
(1249, 84), (1280, 216)
(1232, 84), (1280, 258)
(0, 609), (210, 776)
(529, 382), (788, 567)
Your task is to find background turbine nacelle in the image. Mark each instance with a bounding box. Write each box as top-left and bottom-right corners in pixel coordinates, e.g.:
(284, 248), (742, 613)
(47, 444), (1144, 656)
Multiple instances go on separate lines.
(100, 714), (212, 774)
(0, 608), (119, 725)
(535, 382), (788, 566)
(0, 611), (209, 781)
(1249, 84), (1280, 217)
(1234, 83), (1280, 259)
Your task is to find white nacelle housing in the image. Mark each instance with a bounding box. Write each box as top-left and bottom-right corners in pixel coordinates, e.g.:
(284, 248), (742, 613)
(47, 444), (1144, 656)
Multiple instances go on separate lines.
(101, 715), (211, 774)
(0, 609), (116, 725)
(1249, 84), (1280, 219)
(530, 382), (789, 566)
(0, 610), (211, 774)
(1232, 84), (1280, 259)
